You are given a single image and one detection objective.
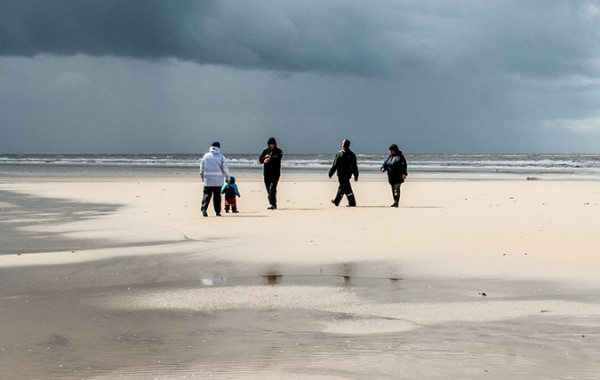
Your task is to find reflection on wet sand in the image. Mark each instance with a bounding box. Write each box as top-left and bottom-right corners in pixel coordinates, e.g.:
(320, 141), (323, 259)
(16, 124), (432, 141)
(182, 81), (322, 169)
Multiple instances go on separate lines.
(2, 252), (600, 380)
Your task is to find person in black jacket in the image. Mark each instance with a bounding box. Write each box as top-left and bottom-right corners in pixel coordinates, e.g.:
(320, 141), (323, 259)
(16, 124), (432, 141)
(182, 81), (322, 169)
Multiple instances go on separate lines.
(259, 137), (283, 210)
(329, 139), (359, 207)
(381, 144), (408, 207)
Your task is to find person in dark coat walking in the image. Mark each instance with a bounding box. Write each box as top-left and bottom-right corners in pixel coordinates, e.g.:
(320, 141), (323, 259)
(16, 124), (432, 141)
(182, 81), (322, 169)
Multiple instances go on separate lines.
(380, 144), (407, 207)
(329, 139), (359, 207)
(259, 137), (283, 210)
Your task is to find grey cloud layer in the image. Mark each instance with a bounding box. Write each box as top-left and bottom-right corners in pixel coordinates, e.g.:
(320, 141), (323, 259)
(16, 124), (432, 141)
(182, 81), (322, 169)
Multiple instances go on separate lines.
(2, 0), (599, 77)
(2, 0), (600, 154)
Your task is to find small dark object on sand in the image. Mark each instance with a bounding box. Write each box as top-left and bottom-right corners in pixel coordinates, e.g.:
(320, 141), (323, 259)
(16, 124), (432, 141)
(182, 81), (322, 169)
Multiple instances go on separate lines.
(263, 274), (282, 284)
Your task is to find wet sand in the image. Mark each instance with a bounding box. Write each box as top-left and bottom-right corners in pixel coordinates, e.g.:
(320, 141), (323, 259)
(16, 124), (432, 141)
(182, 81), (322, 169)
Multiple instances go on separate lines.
(1, 172), (600, 379)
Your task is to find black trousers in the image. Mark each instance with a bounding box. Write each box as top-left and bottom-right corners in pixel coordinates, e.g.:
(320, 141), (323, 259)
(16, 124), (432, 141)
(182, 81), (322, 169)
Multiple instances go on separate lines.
(264, 179), (279, 207)
(391, 182), (402, 203)
(201, 186), (221, 213)
(333, 178), (356, 206)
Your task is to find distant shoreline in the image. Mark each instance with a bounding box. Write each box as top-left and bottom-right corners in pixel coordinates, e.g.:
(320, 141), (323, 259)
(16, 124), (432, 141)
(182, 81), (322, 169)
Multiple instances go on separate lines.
(2, 153), (599, 176)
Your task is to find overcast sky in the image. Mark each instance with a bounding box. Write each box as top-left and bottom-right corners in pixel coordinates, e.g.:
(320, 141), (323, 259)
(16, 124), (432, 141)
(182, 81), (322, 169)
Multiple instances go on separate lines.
(1, 0), (600, 154)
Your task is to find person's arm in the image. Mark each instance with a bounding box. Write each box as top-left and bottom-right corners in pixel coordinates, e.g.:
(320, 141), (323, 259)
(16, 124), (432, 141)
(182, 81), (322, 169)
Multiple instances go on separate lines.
(221, 156), (231, 181)
(221, 185), (227, 194)
(352, 153), (359, 181)
(233, 184), (240, 196)
(199, 157), (205, 181)
(328, 153), (339, 178)
(259, 149), (268, 164)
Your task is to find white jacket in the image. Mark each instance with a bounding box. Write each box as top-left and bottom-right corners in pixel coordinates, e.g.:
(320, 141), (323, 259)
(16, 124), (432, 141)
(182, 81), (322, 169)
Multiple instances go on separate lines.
(200, 146), (230, 186)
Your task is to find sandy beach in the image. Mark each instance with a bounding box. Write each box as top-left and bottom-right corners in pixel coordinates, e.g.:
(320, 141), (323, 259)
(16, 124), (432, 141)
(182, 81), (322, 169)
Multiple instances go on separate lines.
(1, 171), (600, 379)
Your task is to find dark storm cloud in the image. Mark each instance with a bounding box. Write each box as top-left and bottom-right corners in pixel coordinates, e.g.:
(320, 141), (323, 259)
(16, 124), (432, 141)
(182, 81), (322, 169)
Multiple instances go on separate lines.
(0, 1), (217, 60)
(0, 0), (403, 76)
(2, 0), (598, 78)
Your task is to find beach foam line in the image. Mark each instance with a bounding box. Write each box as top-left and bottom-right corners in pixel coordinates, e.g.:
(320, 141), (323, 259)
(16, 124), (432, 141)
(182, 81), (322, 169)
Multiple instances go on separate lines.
(88, 285), (600, 328)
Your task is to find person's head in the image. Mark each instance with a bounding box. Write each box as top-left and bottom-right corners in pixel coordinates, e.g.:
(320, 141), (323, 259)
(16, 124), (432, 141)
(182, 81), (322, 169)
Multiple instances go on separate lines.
(228, 176), (236, 184)
(267, 137), (277, 149)
(211, 141), (221, 149)
(388, 143), (399, 154)
(342, 139), (351, 149)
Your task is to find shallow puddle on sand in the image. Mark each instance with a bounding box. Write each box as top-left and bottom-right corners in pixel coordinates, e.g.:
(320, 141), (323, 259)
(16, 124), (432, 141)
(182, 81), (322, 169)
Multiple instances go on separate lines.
(2, 255), (600, 379)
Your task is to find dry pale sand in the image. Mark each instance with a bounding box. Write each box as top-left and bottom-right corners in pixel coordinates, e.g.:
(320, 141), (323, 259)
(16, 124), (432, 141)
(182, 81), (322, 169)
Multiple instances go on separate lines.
(2, 172), (599, 280)
(1, 172), (599, 379)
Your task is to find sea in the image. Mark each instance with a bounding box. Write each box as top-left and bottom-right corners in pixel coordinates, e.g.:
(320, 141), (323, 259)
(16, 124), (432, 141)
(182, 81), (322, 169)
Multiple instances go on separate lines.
(1, 153), (600, 176)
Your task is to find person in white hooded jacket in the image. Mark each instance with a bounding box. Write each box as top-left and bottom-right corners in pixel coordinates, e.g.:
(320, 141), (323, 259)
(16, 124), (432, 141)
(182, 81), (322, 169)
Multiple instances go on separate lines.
(200, 141), (230, 216)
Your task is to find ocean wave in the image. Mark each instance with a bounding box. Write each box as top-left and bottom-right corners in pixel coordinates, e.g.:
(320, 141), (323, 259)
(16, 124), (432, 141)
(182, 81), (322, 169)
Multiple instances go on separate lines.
(1, 154), (600, 174)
